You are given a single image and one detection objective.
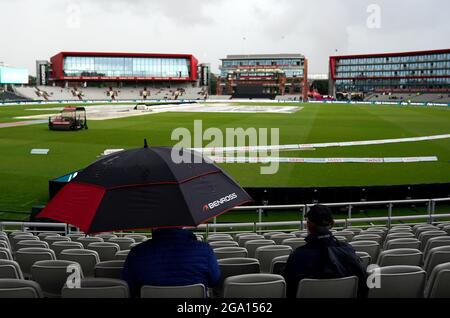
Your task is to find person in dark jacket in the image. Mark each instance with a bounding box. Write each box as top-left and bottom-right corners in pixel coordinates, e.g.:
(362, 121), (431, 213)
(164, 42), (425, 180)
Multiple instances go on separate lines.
(282, 205), (368, 298)
(122, 228), (221, 297)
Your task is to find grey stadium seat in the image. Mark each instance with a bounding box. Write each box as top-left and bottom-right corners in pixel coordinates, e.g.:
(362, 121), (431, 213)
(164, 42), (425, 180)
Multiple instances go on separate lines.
(16, 240), (49, 249)
(59, 249), (100, 277)
(0, 242), (8, 250)
(335, 236), (348, 243)
(377, 248), (423, 267)
(9, 231), (33, 238)
(418, 231), (447, 250)
(244, 240), (275, 258)
(385, 232), (415, 242)
(0, 236), (10, 248)
(367, 265), (426, 298)
(95, 260), (125, 279)
(235, 232), (255, 239)
(0, 260), (24, 279)
(297, 276), (358, 298)
(67, 233), (86, 241)
(444, 225), (450, 236)
(263, 232), (285, 240)
(207, 236), (234, 243)
(238, 235), (264, 247)
(123, 234), (147, 242)
(270, 255), (289, 275)
(37, 232), (61, 239)
(218, 258), (260, 283)
(209, 241), (239, 249)
(388, 226), (412, 233)
(96, 233), (118, 240)
(10, 235), (39, 252)
(50, 241), (84, 257)
(141, 284), (206, 298)
(0, 247), (13, 260)
(368, 226), (388, 232)
(355, 251), (371, 269)
(424, 246), (450, 277)
(255, 245), (292, 273)
(352, 234), (382, 245)
(424, 262), (450, 298)
(62, 278), (129, 298)
(350, 241), (380, 261)
(77, 237), (104, 249)
(290, 230), (309, 238)
(270, 234), (296, 245)
(87, 242), (120, 261)
(346, 228), (363, 235)
(414, 226), (439, 238)
(213, 247), (248, 260)
(42, 236), (71, 245)
(108, 237), (135, 250)
(334, 231), (355, 241)
(423, 236), (450, 260)
(223, 274), (286, 298)
(281, 238), (306, 251)
(363, 229), (386, 239)
(438, 223), (450, 230)
(384, 238), (421, 250)
(115, 250), (130, 260)
(31, 260), (83, 298)
(0, 279), (43, 298)
(15, 247), (56, 278)
(412, 223), (433, 231)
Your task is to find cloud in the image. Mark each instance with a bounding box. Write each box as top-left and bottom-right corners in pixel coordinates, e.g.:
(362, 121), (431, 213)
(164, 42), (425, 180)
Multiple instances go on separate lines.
(0, 0), (448, 75)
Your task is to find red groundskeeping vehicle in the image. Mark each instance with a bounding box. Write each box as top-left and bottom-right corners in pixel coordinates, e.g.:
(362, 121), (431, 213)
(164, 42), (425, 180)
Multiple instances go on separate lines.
(48, 107), (88, 131)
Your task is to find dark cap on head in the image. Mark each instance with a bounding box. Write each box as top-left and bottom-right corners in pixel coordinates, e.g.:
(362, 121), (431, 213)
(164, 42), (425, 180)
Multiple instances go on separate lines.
(306, 205), (334, 227)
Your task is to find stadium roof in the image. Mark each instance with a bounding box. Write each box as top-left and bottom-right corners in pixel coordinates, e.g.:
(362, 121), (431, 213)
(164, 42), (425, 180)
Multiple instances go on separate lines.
(53, 51), (195, 59)
(222, 54), (305, 60)
(330, 48), (450, 59)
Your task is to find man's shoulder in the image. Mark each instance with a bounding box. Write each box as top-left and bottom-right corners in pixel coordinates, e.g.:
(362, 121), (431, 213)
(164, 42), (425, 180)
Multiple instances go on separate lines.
(290, 244), (320, 258)
(127, 239), (151, 255)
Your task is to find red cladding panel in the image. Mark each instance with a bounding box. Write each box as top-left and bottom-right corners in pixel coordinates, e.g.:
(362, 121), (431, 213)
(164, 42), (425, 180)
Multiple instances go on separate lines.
(330, 48), (450, 60)
(190, 55), (198, 81)
(50, 52), (199, 82)
(329, 49), (450, 81)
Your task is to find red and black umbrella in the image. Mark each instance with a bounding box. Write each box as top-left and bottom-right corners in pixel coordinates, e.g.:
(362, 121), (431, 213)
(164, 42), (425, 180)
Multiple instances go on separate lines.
(37, 145), (252, 234)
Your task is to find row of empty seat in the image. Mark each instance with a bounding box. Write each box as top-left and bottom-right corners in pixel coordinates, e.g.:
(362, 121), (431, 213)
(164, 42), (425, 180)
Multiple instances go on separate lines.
(12, 85), (207, 101)
(365, 92), (450, 104)
(1, 222), (450, 298)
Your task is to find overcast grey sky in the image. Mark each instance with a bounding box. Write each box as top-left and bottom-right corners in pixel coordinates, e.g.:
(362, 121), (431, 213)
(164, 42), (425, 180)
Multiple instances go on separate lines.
(1, 0), (449, 75)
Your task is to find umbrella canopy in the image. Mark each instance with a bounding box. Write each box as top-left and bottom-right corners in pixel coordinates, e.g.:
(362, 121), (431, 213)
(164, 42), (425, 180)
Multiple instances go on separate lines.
(37, 146), (252, 234)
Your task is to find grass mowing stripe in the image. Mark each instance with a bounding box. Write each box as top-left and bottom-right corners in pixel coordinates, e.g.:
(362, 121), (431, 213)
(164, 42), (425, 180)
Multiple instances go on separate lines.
(0, 102), (449, 213)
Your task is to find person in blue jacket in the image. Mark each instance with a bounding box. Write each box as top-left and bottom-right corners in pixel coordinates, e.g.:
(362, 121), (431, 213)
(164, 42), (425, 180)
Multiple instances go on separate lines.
(282, 205), (368, 298)
(122, 228), (221, 297)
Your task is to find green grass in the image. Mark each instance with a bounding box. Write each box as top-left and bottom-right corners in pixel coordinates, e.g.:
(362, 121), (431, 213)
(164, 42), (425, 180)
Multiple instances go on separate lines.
(0, 102), (449, 215)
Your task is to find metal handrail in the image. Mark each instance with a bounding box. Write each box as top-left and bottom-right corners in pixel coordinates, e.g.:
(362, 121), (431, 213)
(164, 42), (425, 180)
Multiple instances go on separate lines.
(1, 197), (449, 235)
